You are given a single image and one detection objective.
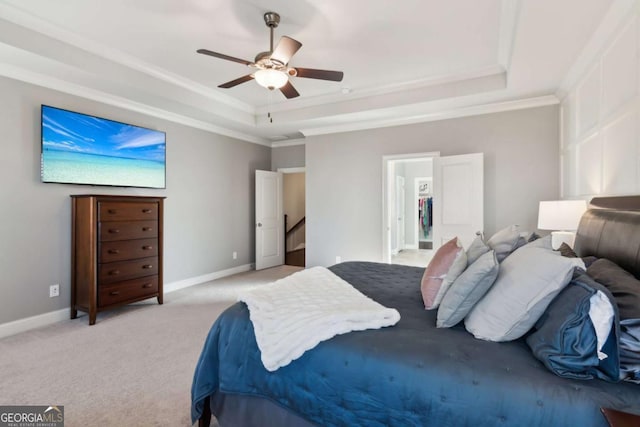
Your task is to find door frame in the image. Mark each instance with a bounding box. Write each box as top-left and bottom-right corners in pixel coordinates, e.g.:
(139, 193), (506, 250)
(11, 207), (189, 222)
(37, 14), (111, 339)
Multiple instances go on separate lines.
(277, 167), (306, 174)
(382, 152), (440, 263)
(394, 175), (406, 255)
(277, 167), (306, 267)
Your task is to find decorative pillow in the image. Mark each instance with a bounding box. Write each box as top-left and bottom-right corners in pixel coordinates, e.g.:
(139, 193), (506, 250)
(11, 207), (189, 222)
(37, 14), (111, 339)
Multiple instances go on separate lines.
(557, 242), (577, 258)
(486, 225), (521, 262)
(466, 235), (490, 265)
(524, 234), (554, 251)
(464, 246), (585, 342)
(513, 231), (539, 252)
(437, 250), (499, 328)
(582, 256), (598, 268)
(421, 238), (467, 310)
(526, 270), (620, 382)
(586, 258), (640, 320)
(619, 318), (640, 383)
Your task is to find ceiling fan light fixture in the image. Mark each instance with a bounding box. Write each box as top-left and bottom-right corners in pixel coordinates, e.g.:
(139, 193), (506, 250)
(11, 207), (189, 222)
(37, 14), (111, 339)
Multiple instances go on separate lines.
(254, 69), (288, 90)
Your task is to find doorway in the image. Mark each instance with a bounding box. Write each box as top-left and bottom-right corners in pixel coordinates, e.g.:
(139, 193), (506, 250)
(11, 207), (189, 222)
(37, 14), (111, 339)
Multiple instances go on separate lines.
(415, 177), (433, 250)
(280, 167), (306, 267)
(382, 152), (484, 267)
(383, 153), (437, 267)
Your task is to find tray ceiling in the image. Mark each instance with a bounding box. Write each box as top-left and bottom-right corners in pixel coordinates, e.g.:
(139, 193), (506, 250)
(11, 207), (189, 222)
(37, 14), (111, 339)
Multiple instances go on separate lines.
(0, 0), (614, 145)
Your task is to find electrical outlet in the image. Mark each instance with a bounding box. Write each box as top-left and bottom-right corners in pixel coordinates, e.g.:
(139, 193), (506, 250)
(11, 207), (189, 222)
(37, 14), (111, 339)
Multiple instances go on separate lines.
(232, 251), (237, 260)
(49, 284), (60, 298)
(335, 256), (341, 264)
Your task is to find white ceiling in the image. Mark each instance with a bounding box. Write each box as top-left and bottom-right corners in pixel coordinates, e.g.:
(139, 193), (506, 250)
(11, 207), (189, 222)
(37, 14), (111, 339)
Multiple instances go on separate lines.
(0, 0), (614, 145)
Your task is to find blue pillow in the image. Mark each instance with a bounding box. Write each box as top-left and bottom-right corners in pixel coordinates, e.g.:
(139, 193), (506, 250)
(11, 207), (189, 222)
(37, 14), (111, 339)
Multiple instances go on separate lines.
(526, 271), (620, 382)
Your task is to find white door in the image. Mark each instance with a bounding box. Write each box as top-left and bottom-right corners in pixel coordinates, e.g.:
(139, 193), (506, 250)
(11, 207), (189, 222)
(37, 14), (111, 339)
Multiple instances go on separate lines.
(432, 153), (483, 250)
(255, 170), (284, 270)
(396, 176), (405, 252)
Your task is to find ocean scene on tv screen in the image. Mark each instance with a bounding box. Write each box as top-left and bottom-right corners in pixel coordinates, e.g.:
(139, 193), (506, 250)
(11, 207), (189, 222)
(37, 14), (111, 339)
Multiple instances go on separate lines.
(41, 106), (166, 188)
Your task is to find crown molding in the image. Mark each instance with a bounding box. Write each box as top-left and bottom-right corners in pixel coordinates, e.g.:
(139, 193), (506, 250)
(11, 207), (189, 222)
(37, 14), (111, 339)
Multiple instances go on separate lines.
(0, 63), (269, 145)
(271, 138), (307, 148)
(256, 65), (506, 115)
(0, 2), (255, 115)
(301, 95), (559, 137)
(556, 0), (638, 100)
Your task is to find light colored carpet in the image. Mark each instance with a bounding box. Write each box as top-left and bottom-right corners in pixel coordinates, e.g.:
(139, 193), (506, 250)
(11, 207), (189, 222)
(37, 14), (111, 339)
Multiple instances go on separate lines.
(0, 265), (302, 427)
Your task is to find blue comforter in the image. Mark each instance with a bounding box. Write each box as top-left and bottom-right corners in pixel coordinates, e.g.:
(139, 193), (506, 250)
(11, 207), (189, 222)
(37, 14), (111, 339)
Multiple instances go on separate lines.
(191, 262), (640, 426)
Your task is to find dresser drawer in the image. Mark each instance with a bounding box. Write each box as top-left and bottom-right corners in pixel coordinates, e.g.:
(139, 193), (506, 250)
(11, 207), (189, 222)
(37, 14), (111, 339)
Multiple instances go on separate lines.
(99, 238), (158, 263)
(99, 220), (158, 241)
(99, 256), (158, 284)
(98, 276), (158, 308)
(99, 202), (158, 222)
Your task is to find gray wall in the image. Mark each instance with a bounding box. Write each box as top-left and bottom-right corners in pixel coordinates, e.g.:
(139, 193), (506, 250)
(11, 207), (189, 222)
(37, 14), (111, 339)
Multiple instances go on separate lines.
(272, 144), (305, 170)
(306, 106), (560, 267)
(0, 76), (270, 324)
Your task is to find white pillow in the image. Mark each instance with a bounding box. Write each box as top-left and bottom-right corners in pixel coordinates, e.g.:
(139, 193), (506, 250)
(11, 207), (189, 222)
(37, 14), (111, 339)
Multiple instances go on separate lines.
(464, 245), (585, 342)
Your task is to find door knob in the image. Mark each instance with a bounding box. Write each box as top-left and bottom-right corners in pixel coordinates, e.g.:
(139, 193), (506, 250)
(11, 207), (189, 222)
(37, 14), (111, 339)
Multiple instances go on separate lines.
(257, 222), (262, 227)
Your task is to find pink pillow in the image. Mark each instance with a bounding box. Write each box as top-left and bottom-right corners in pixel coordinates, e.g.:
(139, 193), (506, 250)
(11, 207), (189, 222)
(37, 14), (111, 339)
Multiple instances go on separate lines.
(421, 237), (467, 309)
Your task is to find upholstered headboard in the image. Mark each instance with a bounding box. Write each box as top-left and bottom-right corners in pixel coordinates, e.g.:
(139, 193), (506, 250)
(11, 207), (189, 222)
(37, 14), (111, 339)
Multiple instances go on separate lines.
(574, 196), (640, 279)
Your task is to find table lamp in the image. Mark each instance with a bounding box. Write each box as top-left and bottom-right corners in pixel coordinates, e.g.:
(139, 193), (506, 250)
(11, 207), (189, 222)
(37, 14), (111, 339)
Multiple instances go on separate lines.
(537, 200), (587, 250)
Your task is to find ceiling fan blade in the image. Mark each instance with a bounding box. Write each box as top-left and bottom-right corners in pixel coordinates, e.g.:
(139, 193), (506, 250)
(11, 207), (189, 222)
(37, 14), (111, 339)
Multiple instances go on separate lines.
(280, 81), (300, 99)
(294, 67), (344, 82)
(270, 36), (302, 65)
(218, 74), (254, 89)
(197, 49), (252, 66)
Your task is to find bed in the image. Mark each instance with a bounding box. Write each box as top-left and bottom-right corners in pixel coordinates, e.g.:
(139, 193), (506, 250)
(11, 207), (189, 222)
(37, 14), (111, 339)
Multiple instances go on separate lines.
(191, 196), (640, 427)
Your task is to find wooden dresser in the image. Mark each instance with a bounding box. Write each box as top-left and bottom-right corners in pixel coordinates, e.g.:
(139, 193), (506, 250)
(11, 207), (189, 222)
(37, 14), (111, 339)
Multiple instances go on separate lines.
(70, 195), (165, 325)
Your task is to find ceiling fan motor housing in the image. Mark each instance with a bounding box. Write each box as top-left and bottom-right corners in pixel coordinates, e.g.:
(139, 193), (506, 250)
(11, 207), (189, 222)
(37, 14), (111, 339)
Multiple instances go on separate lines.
(264, 12), (280, 28)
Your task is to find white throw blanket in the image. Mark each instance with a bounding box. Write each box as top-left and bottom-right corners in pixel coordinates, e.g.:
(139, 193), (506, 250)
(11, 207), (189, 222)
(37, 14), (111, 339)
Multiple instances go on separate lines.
(238, 266), (401, 371)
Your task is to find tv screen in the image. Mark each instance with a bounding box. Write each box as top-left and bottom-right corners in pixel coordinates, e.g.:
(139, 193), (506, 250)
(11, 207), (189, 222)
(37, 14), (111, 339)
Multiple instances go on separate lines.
(41, 105), (166, 189)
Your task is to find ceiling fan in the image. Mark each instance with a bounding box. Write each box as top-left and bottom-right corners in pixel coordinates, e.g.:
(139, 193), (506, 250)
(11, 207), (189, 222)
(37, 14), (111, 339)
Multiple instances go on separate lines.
(197, 12), (344, 99)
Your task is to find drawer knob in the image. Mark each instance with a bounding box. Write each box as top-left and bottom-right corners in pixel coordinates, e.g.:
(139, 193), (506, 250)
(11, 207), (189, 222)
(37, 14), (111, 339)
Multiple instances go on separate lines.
(143, 227), (152, 232)
(142, 264), (153, 269)
(142, 209), (152, 214)
(108, 229), (120, 234)
(108, 249), (120, 254)
(109, 270), (120, 276)
(108, 209), (117, 214)
(110, 291), (120, 296)
(142, 245), (153, 250)
(142, 283), (153, 288)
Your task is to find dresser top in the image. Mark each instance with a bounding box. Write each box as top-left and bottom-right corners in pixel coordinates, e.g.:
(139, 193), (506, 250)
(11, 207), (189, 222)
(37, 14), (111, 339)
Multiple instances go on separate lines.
(70, 194), (166, 200)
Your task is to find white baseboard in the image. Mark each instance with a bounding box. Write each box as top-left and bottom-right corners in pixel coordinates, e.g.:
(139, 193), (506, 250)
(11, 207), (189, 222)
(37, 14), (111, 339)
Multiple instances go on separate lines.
(0, 308), (69, 340)
(404, 244), (419, 250)
(0, 263), (255, 340)
(164, 263), (254, 293)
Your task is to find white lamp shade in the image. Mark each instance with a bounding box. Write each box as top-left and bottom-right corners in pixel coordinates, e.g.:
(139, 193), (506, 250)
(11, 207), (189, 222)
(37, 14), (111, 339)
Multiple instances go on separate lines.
(254, 69), (288, 89)
(537, 200), (587, 231)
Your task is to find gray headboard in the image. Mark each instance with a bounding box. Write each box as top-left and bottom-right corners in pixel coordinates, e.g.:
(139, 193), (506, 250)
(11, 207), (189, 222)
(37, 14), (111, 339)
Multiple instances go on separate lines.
(574, 196), (640, 279)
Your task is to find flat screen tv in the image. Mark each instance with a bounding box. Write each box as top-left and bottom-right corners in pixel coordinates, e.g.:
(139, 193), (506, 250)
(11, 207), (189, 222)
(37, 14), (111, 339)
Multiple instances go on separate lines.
(41, 105), (166, 189)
